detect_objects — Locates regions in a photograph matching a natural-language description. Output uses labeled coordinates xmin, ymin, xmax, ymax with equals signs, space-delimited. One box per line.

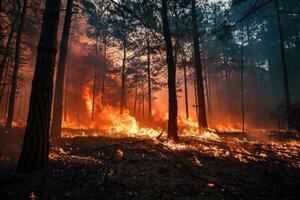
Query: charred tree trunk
xmin=17 ymin=0 xmax=61 ymax=173
xmin=64 ymin=52 xmax=69 ymax=122
xmin=101 ymin=35 xmax=107 ymax=106
xmin=240 ymin=29 xmax=245 ymax=134
xmin=161 ymin=0 xmax=178 ymax=142
xmin=134 ymin=83 xmax=137 ymax=116
xmin=64 ymin=35 xmax=72 ymax=122
xmin=191 ymin=0 xmax=207 ymax=130
xmin=204 ymin=63 xmax=210 ymax=118
xmin=194 ymin=73 xmax=199 ymax=120
xmin=6 ymin=0 xmax=28 ymax=128
xmin=146 ymin=38 xmax=152 ymax=121
xmin=0 ymin=3 xmax=20 ymax=84
xmin=182 ymin=52 xmax=189 ymax=119
xmin=274 ymin=0 xmax=292 ymax=129
xmin=51 ymin=0 xmax=73 ymax=138
xmin=142 ymin=78 xmax=145 ymax=118
xmin=0 ymin=56 xmax=10 ymax=104
xmin=246 ymin=25 xmax=257 ymax=87
xmin=120 ymin=39 xmax=127 ymax=113
xmin=92 ymin=65 xmax=96 ymax=119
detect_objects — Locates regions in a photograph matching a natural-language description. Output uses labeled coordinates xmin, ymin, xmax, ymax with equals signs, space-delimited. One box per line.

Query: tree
xmin=0 ymin=1 xmax=21 ymax=87
xmin=161 ymin=0 xmax=178 ymax=142
xmin=17 ymin=0 xmax=61 ymax=173
xmin=6 ymin=0 xmax=28 ymax=128
xmin=51 ymin=0 xmax=74 ymax=139
xmin=191 ymin=0 xmax=207 ymax=130
xmin=274 ymin=0 xmax=292 ymax=129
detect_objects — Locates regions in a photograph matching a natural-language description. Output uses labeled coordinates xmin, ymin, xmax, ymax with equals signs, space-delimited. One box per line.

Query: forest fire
xmin=1 ymin=0 xmax=300 ymax=199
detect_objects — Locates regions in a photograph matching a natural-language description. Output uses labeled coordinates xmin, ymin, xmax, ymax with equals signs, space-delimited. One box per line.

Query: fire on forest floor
xmin=0 ymin=127 xmax=300 ymax=199
xmin=61 ymin=125 xmax=300 ymax=169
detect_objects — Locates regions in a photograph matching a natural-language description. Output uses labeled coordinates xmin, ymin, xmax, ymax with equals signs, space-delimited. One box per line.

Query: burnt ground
xmin=0 ymin=127 xmax=300 ymax=200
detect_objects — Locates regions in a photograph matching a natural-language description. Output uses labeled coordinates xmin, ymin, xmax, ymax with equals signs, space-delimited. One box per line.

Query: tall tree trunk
xmin=0 ymin=56 xmax=10 ymax=104
xmin=161 ymin=0 xmax=178 ymax=142
xmin=64 ymin=35 xmax=72 ymax=122
xmin=50 ymin=0 xmax=73 ymax=139
xmin=64 ymin=53 xmax=69 ymax=122
xmin=194 ymin=73 xmax=199 ymax=120
xmin=134 ymin=83 xmax=137 ymax=116
xmin=240 ymin=29 xmax=245 ymax=134
xmin=17 ymin=0 xmax=61 ymax=173
xmin=246 ymin=25 xmax=257 ymax=86
xmin=120 ymin=39 xmax=127 ymax=113
xmin=204 ymin=63 xmax=210 ymax=118
xmin=101 ymin=35 xmax=107 ymax=106
xmin=6 ymin=0 xmax=28 ymax=128
xmin=142 ymin=78 xmax=145 ymax=118
xmin=182 ymin=52 xmax=189 ymax=119
xmin=146 ymin=38 xmax=152 ymax=121
xmin=92 ymin=65 xmax=96 ymax=119
xmin=191 ymin=0 xmax=207 ymax=130
xmin=0 ymin=3 xmax=20 ymax=84
xmin=274 ymin=0 xmax=292 ymax=129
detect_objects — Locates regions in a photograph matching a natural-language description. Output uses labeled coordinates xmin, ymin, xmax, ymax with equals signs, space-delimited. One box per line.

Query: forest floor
xmin=0 ymin=127 xmax=300 ymax=200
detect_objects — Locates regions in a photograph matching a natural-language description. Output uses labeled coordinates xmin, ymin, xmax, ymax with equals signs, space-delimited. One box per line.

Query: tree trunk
xmin=182 ymin=52 xmax=189 ymax=119
xmin=64 ymin=53 xmax=69 ymax=122
xmin=17 ymin=0 xmax=61 ymax=173
xmin=246 ymin=25 xmax=257 ymax=86
xmin=161 ymin=0 xmax=178 ymax=142
xmin=92 ymin=65 xmax=96 ymax=119
xmin=142 ymin=78 xmax=145 ymax=118
xmin=120 ymin=39 xmax=127 ymax=113
xmin=191 ymin=0 xmax=207 ymax=130
xmin=274 ymin=0 xmax=292 ymax=129
xmin=240 ymin=28 xmax=245 ymax=134
xmin=146 ymin=38 xmax=152 ymax=121
xmin=6 ymin=0 xmax=28 ymax=128
xmin=194 ymin=73 xmax=199 ymax=120
xmin=101 ymin=35 xmax=107 ymax=106
xmin=0 ymin=3 xmax=20 ymax=84
xmin=50 ymin=0 xmax=73 ymax=139
xmin=0 ymin=56 xmax=10 ymax=104
xmin=64 ymin=35 xmax=72 ymax=122
xmin=134 ymin=83 xmax=137 ymax=115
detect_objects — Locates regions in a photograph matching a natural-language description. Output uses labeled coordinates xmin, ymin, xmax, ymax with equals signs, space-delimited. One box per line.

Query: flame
xmin=59 ymin=81 xmax=300 ymax=169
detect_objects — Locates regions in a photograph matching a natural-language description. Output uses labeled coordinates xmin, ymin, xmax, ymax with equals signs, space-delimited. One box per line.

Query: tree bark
xmin=92 ymin=65 xmax=96 ymax=119
xmin=17 ymin=0 xmax=61 ymax=173
xmin=182 ymin=52 xmax=189 ymax=119
xmin=191 ymin=0 xmax=207 ymax=130
xmin=120 ymin=38 xmax=127 ymax=113
xmin=146 ymin=38 xmax=152 ymax=121
xmin=6 ymin=0 xmax=28 ymax=128
xmin=274 ymin=0 xmax=292 ymax=129
xmin=161 ymin=0 xmax=178 ymax=142
xmin=0 ymin=56 xmax=10 ymax=104
xmin=0 ymin=3 xmax=20 ymax=84
xmin=64 ymin=35 xmax=72 ymax=122
xmin=134 ymin=83 xmax=137 ymax=115
xmin=240 ymin=28 xmax=245 ymax=134
xmin=101 ymin=35 xmax=107 ymax=106
xmin=142 ymin=78 xmax=145 ymax=118
xmin=50 ymin=0 xmax=73 ymax=139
